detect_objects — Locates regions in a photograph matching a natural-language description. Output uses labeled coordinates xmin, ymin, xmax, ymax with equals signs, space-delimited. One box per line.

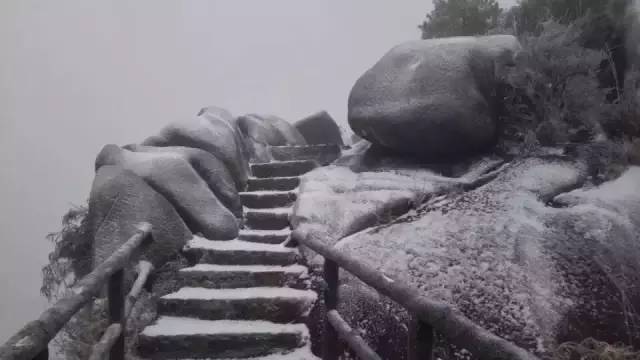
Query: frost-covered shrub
xmin=498 ymin=20 xmax=640 ymax=179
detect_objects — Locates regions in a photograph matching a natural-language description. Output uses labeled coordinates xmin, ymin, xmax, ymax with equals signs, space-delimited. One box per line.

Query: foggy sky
xmin=0 ymin=0 xmax=518 ymax=342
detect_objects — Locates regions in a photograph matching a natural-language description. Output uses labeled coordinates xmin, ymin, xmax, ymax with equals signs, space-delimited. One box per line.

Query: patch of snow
xmin=141 ymin=316 xmax=309 ymax=337
xmin=246 ymin=207 xmax=293 ymax=215
xmin=240 ymin=229 xmax=291 ymax=236
xmin=180 ymin=264 xmax=307 ymax=274
xmin=186 ymin=236 xmax=295 ymax=253
xmin=240 ymin=190 xmax=298 ymax=196
xmin=162 ymin=287 xmax=317 ymax=301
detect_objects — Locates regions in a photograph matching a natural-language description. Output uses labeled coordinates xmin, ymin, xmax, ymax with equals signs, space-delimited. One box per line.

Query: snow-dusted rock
xmin=294 ymin=111 xmax=344 ymax=145
xmin=237 ymin=114 xmax=307 ymax=162
xmin=291 ymin=154 xmax=503 ymax=266
xmin=348 ymin=35 xmax=521 ymax=160
xmin=301 ymin=157 xmax=640 ymax=356
xmin=124 ymin=144 xmax=242 ymax=217
xmin=141 ymin=111 xmax=249 ymax=191
xmin=95 ymin=144 xmax=239 ymax=240
xmin=89 ymin=165 xmax=192 ymax=267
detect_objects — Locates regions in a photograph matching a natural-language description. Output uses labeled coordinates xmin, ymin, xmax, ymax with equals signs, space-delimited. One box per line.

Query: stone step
xmin=270 ymin=144 xmax=341 ymax=166
xmin=184 ymin=237 xmax=299 ymax=266
xmin=251 ymin=160 xmax=318 ymax=178
xmin=239 ymin=229 xmax=291 ymax=244
xmin=245 ymin=208 xmax=291 ymax=230
xmin=247 ymin=176 xmax=301 ymax=192
xmin=240 ymin=191 xmax=297 ymax=209
xmin=157 ymin=287 xmax=317 ymax=323
xmin=177 ymin=264 xmax=309 ymax=289
xmin=138 ymin=316 xmax=309 ymax=359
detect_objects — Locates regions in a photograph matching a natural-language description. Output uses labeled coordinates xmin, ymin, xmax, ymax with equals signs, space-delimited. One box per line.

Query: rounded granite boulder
xmin=294 ymin=111 xmax=344 ymax=145
xmin=89 ymin=165 xmax=193 ymax=267
xmin=123 ymin=144 xmax=242 ymax=217
xmin=348 ymin=35 xmax=521 ymax=161
xmin=96 ymin=144 xmax=239 ymax=240
xmin=141 ymin=112 xmax=249 ymax=191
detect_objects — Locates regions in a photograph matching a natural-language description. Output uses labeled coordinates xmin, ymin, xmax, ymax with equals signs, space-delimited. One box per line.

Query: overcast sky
xmin=0 ymin=0 xmax=519 ymax=342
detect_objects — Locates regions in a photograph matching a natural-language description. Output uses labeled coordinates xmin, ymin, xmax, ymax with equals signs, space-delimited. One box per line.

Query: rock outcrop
xmin=95 ymin=144 xmax=239 ymax=240
xmin=123 ymin=144 xmax=242 ymax=217
xmin=89 ymin=165 xmax=192 ymax=267
xmin=294 ymin=111 xmax=344 ymax=145
xmin=348 ymin=35 xmax=521 ymax=161
xmin=293 ymin=153 xmax=640 ymax=356
xmin=141 ymin=113 xmax=249 ymax=191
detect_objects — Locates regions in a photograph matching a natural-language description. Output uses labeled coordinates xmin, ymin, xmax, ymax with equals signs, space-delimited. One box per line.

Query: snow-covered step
xmin=178 ymin=264 xmax=309 ymax=289
xmin=247 ymin=176 xmax=301 ymax=192
xmin=270 ymin=144 xmax=340 ymax=166
xmin=239 ymin=229 xmax=291 ymax=245
xmin=184 ymin=237 xmax=299 ymax=266
xmin=157 ymin=287 xmax=317 ymax=323
xmin=240 ymin=190 xmax=297 ymax=209
xmin=250 ymin=160 xmax=318 ymax=178
xmin=219 ymin=345 xmax=320 ymax=360
xmin=245 ymin=207 xmax=292 ymax=230
xmin=138 ymin=316 xmax=310 ymax=359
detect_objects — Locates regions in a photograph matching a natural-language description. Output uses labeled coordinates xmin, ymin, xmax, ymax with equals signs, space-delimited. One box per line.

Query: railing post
xmin=323 ymin=259 xmax=340 ymax=360
xmin=34 ymin=347 xmax=48 ymax=360
xmin=108 ymin=269 xmax=125 ymax=360
xmin=408 ymin=316 xmax=434 ymax=360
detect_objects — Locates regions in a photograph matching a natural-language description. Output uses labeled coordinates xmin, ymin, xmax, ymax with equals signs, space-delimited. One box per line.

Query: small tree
xmin=419 ymin=0 xmax=502 ymax=39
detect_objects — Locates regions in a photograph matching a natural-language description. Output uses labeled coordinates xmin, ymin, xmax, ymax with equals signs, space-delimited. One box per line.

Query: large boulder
xmin=123 ymin=144 xmax=242 ymax=217
xmin=141 ymin=111 xmax=249 ymax=191
xmin=96 ymin=144 xmax=239 ymax=240
xmin=348 ymin=35 xmax=522 ymax=161
xmin=238 ymin=114 xmax=307 ymax=146
xmin=237 ymin=114 xmax=307 ymax=162
xmin=89 ymin=165 xmax=192 ymax=267
xmin=294 ymin=111 xmax=344 ymax=145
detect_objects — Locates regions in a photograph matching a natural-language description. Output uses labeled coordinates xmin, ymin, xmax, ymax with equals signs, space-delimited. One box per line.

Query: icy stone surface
xmin=299 ymin=158 xmax=640 ymax=356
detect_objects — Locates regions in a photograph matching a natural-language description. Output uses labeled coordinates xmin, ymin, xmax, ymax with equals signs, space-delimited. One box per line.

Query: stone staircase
xmin=138 ymin=145 xmax=339 ymax=359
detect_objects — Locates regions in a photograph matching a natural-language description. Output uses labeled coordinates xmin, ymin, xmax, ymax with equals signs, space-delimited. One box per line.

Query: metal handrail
xmin=0 ymin=223 xmax=154 ymax=360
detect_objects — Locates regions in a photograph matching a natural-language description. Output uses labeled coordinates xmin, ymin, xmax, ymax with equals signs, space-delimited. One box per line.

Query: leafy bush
xmin=497 ymin=20 xmax=640 ymax=180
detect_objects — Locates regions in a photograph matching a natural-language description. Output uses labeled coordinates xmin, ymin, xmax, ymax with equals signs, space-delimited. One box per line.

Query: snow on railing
xmin=0 ymin=223 xmax=154 ymax=360
xmin=292 ymin=227 xmax=540 ymax=360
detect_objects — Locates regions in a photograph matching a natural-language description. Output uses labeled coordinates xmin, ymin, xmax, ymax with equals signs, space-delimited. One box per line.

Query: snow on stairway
xmin=245 ymin=207 xmax=293 ymax=230
xmin=138 ymin=316 xmax=311 ymax=359
xmin=250 ymin=160 xmax=318 ymax=178
xmin=158 ymin=286 xmax=317 ymax=322
xmin=139 ymin=147 xmax=334 ymax=359
xmin=178 ymin=264 xmax=309 ymax=289
xmin=184 ymin=237 xmax=300 ymax=266
xmin=238 ymin=228 xmax=291 ymax=244
xmin=269 ymin=144 xmax=340 ymax=165
xmin=240 ymin=190 xmax=297 ymax=208
xmin=247 ymin=176 xmax=301 ymax=191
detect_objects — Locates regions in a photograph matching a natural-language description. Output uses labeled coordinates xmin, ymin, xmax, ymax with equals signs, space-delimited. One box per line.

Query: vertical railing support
xmin=408 ymin=316 xmax=434 ymax=360
xmin=34 ymin=348 xmax=48 ymax=360
xmin=323 ymin=259 xmax=340 ymax=360
xmin=108 ymin=269 xmax=125 ymax=360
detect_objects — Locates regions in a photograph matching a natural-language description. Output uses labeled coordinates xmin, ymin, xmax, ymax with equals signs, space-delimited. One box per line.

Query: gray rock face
xmin=294 ymin=111 xmax=344 ymax=145
xmin=348 ymin=35 xmax=521 ymax=160
xmin=299 ymin=157 xmax=640 ymax=356
xmin=237 ymin=114 xmax=307 ymax=161
xmin=123 ymin=144 xmax=242 ymax=217
xmin=141 ymin=112 xmax=249 ymax=191
xmin=89 ymin=165 xmax=192 ymax=267
xmin=96 ymin=144 xmax=239 ymax=240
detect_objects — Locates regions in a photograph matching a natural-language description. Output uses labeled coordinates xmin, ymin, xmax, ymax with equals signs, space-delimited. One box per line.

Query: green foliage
xmin=41 ymin=203 xmax=92 ymax=300
xmin=419 ymin=0 xmax=502 ymax=39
